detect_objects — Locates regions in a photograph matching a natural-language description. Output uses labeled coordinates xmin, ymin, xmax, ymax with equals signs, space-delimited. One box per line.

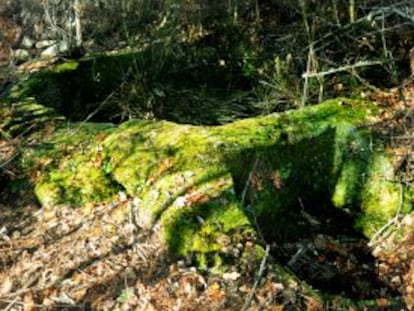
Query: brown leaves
xmin=147 ymin=157 xmax=175 ymax=185
xmin=249 ymin=168 xmax=285 ymax=192
xmin=206 ymin=282 xmax=225 ymax=301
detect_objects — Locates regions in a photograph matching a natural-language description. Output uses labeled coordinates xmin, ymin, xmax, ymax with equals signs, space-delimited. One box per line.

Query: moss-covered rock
xmin=31 ymin=122 xmax=120 ymax=207
xmin=9 ymin=53 xmax=137 ymax=120
xmin=2 ymin=95 xmax=410 ymax=254
xmin=2 ymin=95 xmax=410 ymax=264
xmin=357 ymin=151 xmax=411 ymax=237
xmin=2 ymin=92 xmax=411 ymax=308
xmin=7 ymin=47 xmax=258 ymax=125
xmin=0 ymin=97 xmax=64 ymax=138
xmin=41 ymin=98 xmax=401 ymax=254
xmin=0 ymin=98 xmax=119 ymax=206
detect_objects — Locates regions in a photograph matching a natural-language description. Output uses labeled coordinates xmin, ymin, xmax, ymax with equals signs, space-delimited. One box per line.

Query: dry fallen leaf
xmin=206 ymin=282 xmax=224 ymax=301
xmin=222 ymin=271 xmax=241 ymax=281
xmin=0 ymin=276 xmax=13 ymax=295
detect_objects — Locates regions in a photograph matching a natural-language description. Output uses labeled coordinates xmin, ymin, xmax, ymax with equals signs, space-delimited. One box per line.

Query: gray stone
xmin=20 ymin=36 xmax=35 ymax=49
xmin=12 ymin=49 xmax=30 ymax=62
xmin=40 ymin=44 xmax=59 ymax=58
xmin=40 ymin=41 xmax=69 ymax=58
xmin=35 ymin=40 xmax=56 ymax=49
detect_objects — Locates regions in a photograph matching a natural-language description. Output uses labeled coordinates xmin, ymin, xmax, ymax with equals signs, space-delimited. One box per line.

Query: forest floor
xmin=0 ymin=194 xmax=408 ymax=311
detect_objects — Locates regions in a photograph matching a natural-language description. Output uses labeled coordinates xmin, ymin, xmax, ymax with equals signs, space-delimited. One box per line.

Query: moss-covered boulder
xmin=2 ymin=93 xmax=411 ymax=309
xmin=3 ymin=95 xmax=410 ymax=262
xmin=0 ymin=97 xmax=64 ymax=138
xmin=9 ymin=54 xmax=134 ymax=120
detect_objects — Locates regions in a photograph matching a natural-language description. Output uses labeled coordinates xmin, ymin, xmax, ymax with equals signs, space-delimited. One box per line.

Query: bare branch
xmin=242 ymin=244 xmax=270 ymax=311
xmin=301 ymin=60 xmax=383 ymax=79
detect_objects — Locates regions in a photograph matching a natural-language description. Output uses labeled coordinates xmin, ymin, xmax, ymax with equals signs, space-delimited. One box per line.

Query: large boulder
xmin=2 ymin=95 xmax=409 ymax=260
xmin=1 ymin=88 xmax=411 ymax=308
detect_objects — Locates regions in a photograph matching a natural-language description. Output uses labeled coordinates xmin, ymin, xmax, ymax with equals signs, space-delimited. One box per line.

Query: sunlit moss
xmin=52 ymin=61 xmax=79 ymax=73
xmin=3 ymin=95 xmax=409 ymax=267
xmin=357 ymin=152 xmax=411 ymax=238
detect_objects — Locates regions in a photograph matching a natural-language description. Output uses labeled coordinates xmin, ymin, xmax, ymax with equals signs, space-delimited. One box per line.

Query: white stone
xmin=222 ymin=271 xmax=241 ymax=281
xmin=20 ymin=36 xmax=35 ymax=49
xmin=41 ymin=44 xmax=59 ymax=58
xmin=36 ymin=40 xmax=56 ymax=49
xmin=12 ymin=49 xmax=30 ymax=62
xmin=58 ymin=40 xmax=69 ymax=53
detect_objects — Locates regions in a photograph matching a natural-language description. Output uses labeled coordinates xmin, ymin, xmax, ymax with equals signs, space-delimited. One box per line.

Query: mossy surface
xmin=1 ymin=111 xmax=119 ymax=206
xmin=2 ymin=95 xmax=410 ymax=263
xmin=9 ymin=52 xmax=139 ymax=121
xmin=357 ymin=151 xmax=412 ymax=238
xmin=98 ymin=97 xmax=396 ymax=256
xmin=2 ymin=93 xmax=411 ymax=309
xmin=0 ymin=97 xmax=64 ymax=138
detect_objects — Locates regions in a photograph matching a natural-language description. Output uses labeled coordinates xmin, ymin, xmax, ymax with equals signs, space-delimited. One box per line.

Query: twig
xmin=241 ymin=158 xmax=259 ymax=207
xmin=67 ymin=89 xmax=117 ymax=137
xmin=0 ymin=298 xmax=83 ymax=309
xmin=368 ymin=183 xmax=404 ymax=247
xmin=0 ymin=151 xmax=19 ymax=169
xmin=392 ymin=8 xmax=414 ymax=25
xmin=0 ymin=286 xmax=39 ymax=299
xmin=242 ymin=244 xmax=270 ymax=311
xmin=301 ymin=44 xmax=312 ymax=107
xmin=302 ymin=60 xmax=383 ymax=79
xmin=3 ymin=297 xmax=18 ymax=311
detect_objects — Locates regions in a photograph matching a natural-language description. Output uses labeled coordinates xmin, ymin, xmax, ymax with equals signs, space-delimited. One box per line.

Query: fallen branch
xmin=3 ymin=297 xmax=18 ymax=311
xmin=368 ymin=183 xmax=404 ymax=247
xmin=302 ymin=60 xmax=383 ymax=79
xmin=241 ymin=158 xmax=259 ymax=207
xmin=242 ymin=244 xmax=270 ymax=311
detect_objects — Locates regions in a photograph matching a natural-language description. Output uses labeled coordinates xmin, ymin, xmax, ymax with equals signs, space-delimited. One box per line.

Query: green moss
xmin=92 ymin=98 xmax=386 ymax=258
xmin=52 ymin=61 xmax=79 ymax=73
xmin=8 ymin=51 xmax=140 ymax=120
xmin=0 ymin=97 xmax=64 ymax=138
xmin=332 ymin=123 xmax=371 ymax=207
xmin=13 ymin=121 xmax=119 ymax=207
xmin=4 ymin=94 xmax=408 ymax=271
xmin=357 ymin=152 xmax=411 ymax=238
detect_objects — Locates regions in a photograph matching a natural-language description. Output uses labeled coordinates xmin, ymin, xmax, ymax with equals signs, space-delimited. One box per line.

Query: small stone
xmin=41 ymin=44 xmax=59 ymax=58
xmin=40 ymin=41 xmax=68 ymax=58
xmin=223 ymin=271 xmax=240 ymax=281
xmin=390 ymin=275 xmax=401 ymax=286
xmin=36 ymin=40 xmax=56 ymax=49
xmin=20 ymin=36 xmax=35 ymax=49
xmin=239 ymin=285 xmax=249 ymax=292
xmin=12 ymin=49 xmax=30 ymax=62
